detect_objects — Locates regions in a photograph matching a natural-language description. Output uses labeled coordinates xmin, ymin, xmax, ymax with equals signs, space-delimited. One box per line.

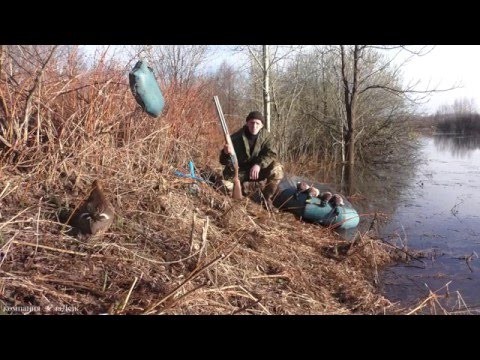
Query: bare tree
xmin=211 ymin=60 xmax=242 ymax=119
xmin=0 ymin=45 xmax=59 ymax=149
xmin=334 ymin=45 xmax=455 ymax=166
xmin=236 ymin=45 xmax=303 ymax=132
xmin=339 ymin=45 xmax=360 ymax=167
xmin=452 ymin=97 xmax=478 ymax=115
xmin=131 ymin=45 xmax=211 ymax=90
xmin=263 ymin=45 xmax=271 ymax=132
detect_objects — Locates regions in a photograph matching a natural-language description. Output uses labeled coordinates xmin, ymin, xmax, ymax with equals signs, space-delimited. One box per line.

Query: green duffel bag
xmin=129 ymin=60 xmax=165 ymax=117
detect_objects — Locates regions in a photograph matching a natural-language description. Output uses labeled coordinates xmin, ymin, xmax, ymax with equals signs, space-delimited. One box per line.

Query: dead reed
xmin=0 ymin=46 xmax=398 ymax=315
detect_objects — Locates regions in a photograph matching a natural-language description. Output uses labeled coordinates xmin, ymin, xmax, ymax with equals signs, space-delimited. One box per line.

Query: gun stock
xmin=213 ymin=96 xmax=243 ymax=200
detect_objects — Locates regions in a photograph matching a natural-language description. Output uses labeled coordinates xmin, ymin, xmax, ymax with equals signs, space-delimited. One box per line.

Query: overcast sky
xmin=399 ymin=45 xmax=480 ymax=114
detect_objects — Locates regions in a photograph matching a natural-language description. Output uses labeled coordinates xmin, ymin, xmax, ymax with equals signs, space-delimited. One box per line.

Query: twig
xmin=370 ymin=240 xmax=379 ymax=285
xmin=0 ymin=207 xmax=33 ymax=231
xmin=0 ymin=181 xmax=17 ymax=200
xmin=12 ymin=240 xmax=95 ymax=257
xmin=12 ymin=239 xmax=207 ymax=267
xmin=34 ymin=197 xmax=42 ymax=257
xmin=368 ymin=212 xmax=379 ymax=232
xmin=246 ymin=215 xmax=259 ymax=228
xmin=379 ymin=237 xmax=426 ymax=266
xmin=34 ymin=276 xmax=104 ymax=297
xmin=144 ymin=242 xmax=239 ymax=315
xmin=455 ymin=291 xmax=472 ymax=314
xmin=407 ymin=281 xmax=452 ymax=315
xmin=407 ymin=293 xmax=437 ymax=315
xmin=223 ymin=285 xmax=269 ymax=315
xmin=231 ymin=298 xmax=262 ymax=315
xmin=197 ymin=216 xmax=209 ymax=266
xmin=250 ymin=273 xmax=290 ymax=280
xmin=145 ymin=253 xmax=225 ymax=314
xmin=157 ymin=283 xmax=206 ymax=314
xmin=103 ymin=271 xmax=109 ymax=292
xmin=121 ymin=276 xmax=138 ymax=312
xmin=189 ymin=211 xmax=197 ymax=254
xmin=0 ymin=231 xmax=19 ymax=267
xmin=465 ymin=251 xmax=477 ymax=273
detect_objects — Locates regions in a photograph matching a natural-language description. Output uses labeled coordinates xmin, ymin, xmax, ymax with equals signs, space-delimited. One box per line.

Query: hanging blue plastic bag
xmin=129 ymin=60 xmax=165 ymax=118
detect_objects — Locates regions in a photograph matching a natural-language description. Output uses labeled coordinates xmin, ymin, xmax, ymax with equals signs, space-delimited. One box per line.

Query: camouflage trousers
xmin=223 ymin=161 xmax=284 ymax=202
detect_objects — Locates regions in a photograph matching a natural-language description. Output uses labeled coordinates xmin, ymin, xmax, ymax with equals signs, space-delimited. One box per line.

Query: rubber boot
xmin=262 ymin=179 xmax=280 ymax=213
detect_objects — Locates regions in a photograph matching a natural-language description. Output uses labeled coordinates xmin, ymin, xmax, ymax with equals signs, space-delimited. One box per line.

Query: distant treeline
xmin=436 ymin=113 xmax=480 ymax=134
xmin=412 ymin=112 xmax=480 ymax=135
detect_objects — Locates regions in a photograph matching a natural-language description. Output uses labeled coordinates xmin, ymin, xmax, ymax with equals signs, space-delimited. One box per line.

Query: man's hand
xmin=249 ymin=164 xmax=261 ymax=180
xmin=223 ymin=143 xmax=234 ymax=155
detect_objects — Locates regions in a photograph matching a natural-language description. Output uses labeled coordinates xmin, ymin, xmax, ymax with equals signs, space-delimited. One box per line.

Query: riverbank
xmin=0 ymin=166 xmax=404 ymax=315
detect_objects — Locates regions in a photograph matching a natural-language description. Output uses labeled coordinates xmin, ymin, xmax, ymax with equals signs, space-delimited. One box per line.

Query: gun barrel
xmin=213 ymin=95 xmax=242 ymax=200
xmin=214 ymin=96 xmax=229 ymax=139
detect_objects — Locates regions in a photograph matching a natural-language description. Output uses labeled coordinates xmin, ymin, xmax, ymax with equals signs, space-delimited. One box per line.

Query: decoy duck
xmin=328 ymin=194 xmax=344 ymax=207
xmin=319 ymin=191 xmax=332 ymax=205
xmin=295 ymin=181 xmax=310 ymax=199
xmin=68 ymin=180 xmax=114 ymax=237
xmin=323 ymin=194 xmax=360 ymax=229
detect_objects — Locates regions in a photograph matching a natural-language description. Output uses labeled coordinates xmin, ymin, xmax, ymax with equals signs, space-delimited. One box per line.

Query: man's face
xmin=247 ymin=119 xmax=263 ymax=135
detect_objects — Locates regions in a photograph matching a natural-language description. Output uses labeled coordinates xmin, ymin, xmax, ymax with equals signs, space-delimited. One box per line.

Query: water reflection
xmin=287 ymin=134 xmax=480 ymax=311
xmin=379 ymin=135 xmax=480 ymax=312
xmin=434 ymin=134 xmax=480 ymax=158
xmin=310 ymin=155 xmax=421 ymax=234
xmin=283 ymin=142 xmax=421 ymax=236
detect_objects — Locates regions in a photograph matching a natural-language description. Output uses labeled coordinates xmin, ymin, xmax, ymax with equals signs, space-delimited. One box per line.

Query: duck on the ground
xmin=67 ymin=179 xmax=114 ymax=237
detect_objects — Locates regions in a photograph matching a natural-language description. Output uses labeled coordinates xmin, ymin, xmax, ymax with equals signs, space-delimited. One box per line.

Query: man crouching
xmin=219 ymin=111 xmax=284 ymax=211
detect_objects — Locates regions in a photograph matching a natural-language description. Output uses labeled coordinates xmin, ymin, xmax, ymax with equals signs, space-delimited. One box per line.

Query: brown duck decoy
xmin=296 ymin=181 xmax=310 ymax=192
xmin=68 ymin=180 xmax=114 ymax=237
xmin=328 ymin=193 xmax=345 ymax=207
xmin=319 ymin=191 xmax=332 ymax=205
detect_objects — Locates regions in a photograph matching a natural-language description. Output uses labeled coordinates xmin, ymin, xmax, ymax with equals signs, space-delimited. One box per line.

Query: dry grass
xmin=0 ymin=157 xmax=399 ymax=315
xmin=0 ymin=46 xmax=403 ymax=315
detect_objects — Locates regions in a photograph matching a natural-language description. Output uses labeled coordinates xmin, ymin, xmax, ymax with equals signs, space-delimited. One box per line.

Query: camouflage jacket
xmin=219 ymin=126 xmax=278 ymax=177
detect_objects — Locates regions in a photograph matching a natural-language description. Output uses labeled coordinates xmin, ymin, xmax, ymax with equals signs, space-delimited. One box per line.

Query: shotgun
xmin=213 ymin=96 xmax=243 ymax=200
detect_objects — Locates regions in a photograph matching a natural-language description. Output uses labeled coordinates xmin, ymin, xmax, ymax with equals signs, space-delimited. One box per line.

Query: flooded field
xmin=378 ymin=135 xmax=480 ymax=313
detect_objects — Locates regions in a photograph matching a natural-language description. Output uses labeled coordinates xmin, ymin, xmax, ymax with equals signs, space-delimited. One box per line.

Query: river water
xmin=283 ymin=134 xmax=480 ymax=313
xmin=375 ymin=135 xmax=480 ymax=313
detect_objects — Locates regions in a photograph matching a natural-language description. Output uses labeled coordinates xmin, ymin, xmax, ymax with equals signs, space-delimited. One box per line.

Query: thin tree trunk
xmin=263 ymin=45 xmax=271 ymax=132
xmin=321 ymin=51 xmax=328 ymax=117
xmin=340 ymin=120 xmax=345 ymax=163
xmin=21 ymin=46 xmax=58 ymax=145
xmin=36 ymin=81 xmax=41 ymax=148
xmin=344 ymin=162 xmax=355 ymax=196
xmin=340 ymin=45 xmax=359 ymax=167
